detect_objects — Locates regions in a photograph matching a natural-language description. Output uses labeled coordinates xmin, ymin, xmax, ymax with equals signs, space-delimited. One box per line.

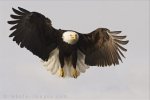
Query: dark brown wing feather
xmin=8 ymin=7 xmax=60 ymax=61
xmin=78 ymin=28 xmax=129 ymax=66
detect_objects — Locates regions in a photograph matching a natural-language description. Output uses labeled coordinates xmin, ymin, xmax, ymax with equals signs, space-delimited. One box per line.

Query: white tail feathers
xmin=42 ymin=48 xmax=89 ymax=78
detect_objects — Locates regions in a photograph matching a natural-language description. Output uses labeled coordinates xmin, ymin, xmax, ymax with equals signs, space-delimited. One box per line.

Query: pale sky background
xmin=0 ymin=0 xmax=149 ymax=100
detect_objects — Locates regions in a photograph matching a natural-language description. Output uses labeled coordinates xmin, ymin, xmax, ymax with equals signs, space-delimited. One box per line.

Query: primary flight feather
xmin=8 ymin=7 xmax=129 ymax=78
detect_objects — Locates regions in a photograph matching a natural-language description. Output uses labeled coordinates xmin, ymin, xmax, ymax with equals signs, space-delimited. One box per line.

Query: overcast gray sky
xmin=0 ymin=0 xmax=149 ymax=100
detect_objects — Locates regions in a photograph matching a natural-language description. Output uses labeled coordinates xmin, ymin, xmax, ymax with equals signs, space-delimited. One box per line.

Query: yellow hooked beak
xmin=71 ymin=34 xmax=77 ymax=40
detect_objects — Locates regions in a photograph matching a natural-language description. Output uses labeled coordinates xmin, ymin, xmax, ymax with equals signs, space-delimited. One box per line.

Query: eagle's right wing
xmin=8 ymin=7 xmax=60 ymax=61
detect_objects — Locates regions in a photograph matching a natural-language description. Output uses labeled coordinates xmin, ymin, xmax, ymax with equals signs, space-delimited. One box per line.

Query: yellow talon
xmin=59 ymin=67 xmax=64 ymax=77
xmin=72 ymin=68 xmax=78 ymax=78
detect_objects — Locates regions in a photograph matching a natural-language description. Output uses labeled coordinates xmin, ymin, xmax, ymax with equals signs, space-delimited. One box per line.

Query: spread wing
xmin=8 ymin=7 xmax=60 ymax=61
xmin=78 ymin=28 xmax=129 ymax=66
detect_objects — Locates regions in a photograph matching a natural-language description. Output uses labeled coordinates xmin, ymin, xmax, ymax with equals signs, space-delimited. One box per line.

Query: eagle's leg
xmin=72 ymin=68 xmax=78 ymax=78
xmin=59 ymin=67 xmax=64 ymax=77
xmin=59 ymin=51 xmax=65 ymax=77
xmin=72 ymin=51 xmax=78 ymax=78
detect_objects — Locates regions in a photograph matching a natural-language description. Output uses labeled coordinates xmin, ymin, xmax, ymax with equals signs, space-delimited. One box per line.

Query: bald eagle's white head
xmin=62 ymin=31 xmax=79 ymax=45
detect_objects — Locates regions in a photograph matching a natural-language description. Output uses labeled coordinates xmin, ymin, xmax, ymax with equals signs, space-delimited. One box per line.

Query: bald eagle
xmin=8 ymin=7 xmax=128 ymax=78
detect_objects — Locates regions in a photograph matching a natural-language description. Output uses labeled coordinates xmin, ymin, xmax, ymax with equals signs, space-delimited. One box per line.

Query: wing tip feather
xmin=18 ymin=7 xmax=30 ymax=13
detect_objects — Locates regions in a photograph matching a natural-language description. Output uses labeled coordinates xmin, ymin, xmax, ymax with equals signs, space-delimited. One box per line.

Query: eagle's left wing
xmin=78 ymin=28 xmax=129 ymax=67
